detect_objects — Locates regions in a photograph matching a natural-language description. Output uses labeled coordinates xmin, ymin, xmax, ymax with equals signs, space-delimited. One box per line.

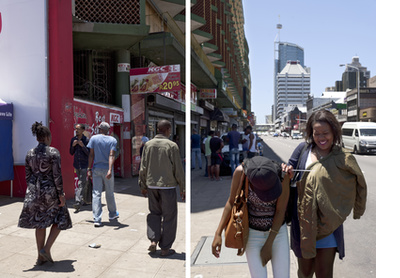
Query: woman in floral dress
xmin=18 ymin=122 xmax=72 ymax=265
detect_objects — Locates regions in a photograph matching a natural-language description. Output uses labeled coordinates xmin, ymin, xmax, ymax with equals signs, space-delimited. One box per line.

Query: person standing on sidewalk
xmin=69 ymin=123 xmax=90 ymax=212
xmin=87 ymin=122 xmax=119 ymax=227
xmin=18 ymin=122 xmax=72 ymax=265
xmin=139 ymin=119 xmax=185 ymax=257
xmin=284 ymin=110 xmax=367 ymax=278
xmin=227 ymin=124 xmax=241 ymax=175
xmin=212 ymin=156 xmax=291 ymax=278
xmin=244 ymin=125 xmax=257 ymax=158
xmin=202 ymin=130 xmax=214 ymax=179
xmin=191 ymin=128 xmax=202 ymax=170
xmin=210 ymin=131 xmax=224 ymax=181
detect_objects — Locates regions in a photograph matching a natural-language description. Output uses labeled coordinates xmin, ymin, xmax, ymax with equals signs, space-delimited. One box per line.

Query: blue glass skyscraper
xmin=274 ymin=42 xmax=304 ymax=119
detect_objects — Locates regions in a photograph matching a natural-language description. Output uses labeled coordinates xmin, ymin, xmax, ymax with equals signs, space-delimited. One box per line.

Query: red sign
xmin=130 ymin=65 xmax=181 ymax=94
xmin=73 ymin=99 xmax=124 ymax=137
xmin=199 ymin=88 xmax=217 ymax=99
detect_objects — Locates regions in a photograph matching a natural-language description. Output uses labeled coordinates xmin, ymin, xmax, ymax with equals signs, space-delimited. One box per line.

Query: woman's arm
xmin=211 ymin=165 xmax=244 ymax=258
xmin=260 ymin=170 xmax=291 ymax=266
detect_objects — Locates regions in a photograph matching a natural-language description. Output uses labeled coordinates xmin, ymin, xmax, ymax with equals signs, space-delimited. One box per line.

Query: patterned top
xmin=247 ymin=186 xmax=277 ymax=231
xmin=18 ymin=143 xmax=72 ymax=230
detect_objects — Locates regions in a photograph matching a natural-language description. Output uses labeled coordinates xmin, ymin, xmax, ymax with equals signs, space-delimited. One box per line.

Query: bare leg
xmin=215 ymin=165 xmax=221 ymax=180
xmin=43 ymin=224 xmax=61 ymax=255
xmin=35 ymin=229 xmax=46 ymax=261
xmin=297 ymin=257 xmax=315 ymax=278
xmin=314 ymin=247 xmax=336 ymax=278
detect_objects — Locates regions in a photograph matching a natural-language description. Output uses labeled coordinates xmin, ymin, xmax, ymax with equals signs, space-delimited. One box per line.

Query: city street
xmin=191 ymin=134 xmax=376 ymax=277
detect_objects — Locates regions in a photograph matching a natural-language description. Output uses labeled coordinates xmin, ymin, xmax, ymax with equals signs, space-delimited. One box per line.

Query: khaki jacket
xmin=139 ymin=135 xmax=185 ymax=193
xmin=297 ymin=146 xmax=367 ymax=259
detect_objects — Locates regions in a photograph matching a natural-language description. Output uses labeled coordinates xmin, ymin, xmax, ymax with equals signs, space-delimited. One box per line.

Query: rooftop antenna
xmin=277 ymin=15 xmax=282 ymax=42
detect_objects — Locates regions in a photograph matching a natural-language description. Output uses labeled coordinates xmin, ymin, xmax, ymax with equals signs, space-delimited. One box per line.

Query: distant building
xmin=334 ymin=56 xmax=370 ymax=91
xmin=276 ymin=61 xmax=310 ymax=118
xmin=274 ymin=42 xmax=305 ymax=120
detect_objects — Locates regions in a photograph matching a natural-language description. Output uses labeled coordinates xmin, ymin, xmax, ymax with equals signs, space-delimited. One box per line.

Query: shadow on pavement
xmin=23 ymin=259 xmax=77 ymax=273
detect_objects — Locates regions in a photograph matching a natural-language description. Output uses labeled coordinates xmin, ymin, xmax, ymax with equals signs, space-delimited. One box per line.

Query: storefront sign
xmin=118 ymin=63 xmax=130 ymax=72
xmin=73 ymin=98 xmax=124 ymax=137
xmin=130 ymin=65 xmax=180 ymax=94
xmin=199 ymin=88 xmax=217 ymax=99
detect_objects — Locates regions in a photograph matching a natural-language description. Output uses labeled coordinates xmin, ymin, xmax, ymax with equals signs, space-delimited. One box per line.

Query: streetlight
xmin=340 ymin=64 xmax=360 ymax=121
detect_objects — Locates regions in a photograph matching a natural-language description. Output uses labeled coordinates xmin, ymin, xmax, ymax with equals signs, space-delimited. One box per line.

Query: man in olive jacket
xmin=139 ymin=119 xmax=185 ymax=257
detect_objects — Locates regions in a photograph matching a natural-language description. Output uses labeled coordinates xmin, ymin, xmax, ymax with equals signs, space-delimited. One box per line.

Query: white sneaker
xmin=94 ymin=222 xmax=101 ymax=227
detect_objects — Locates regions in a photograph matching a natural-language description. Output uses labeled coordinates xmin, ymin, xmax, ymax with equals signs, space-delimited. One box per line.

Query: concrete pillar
xmin=115 ymin=49 xmax=130 ymax=107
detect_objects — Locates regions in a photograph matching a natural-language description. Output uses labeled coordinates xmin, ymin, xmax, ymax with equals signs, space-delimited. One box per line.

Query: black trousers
xmin=147 ymin=188 xmax=178 ymax=250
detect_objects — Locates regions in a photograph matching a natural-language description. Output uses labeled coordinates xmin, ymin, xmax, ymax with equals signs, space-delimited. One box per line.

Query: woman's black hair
xmin=31 ymin=121 xmax=51 ymax=142
xmin=305 ymin=109 xmax=342 ymax=147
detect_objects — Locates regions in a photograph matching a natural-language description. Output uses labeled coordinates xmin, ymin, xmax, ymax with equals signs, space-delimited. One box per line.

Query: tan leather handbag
xmin=224 ymin=171 xmax=249 ymax=256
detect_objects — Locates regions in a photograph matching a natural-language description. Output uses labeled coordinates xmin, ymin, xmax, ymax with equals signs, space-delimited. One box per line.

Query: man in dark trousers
xmin=139 ymin=119 xmax=185 ymax=257
xmin=69 ymin=123 xmax=89 ymax=212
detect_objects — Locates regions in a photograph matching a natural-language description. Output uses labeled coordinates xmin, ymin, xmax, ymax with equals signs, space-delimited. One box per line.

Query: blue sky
xmin=243 ymin=0 xmax=376 ymax=124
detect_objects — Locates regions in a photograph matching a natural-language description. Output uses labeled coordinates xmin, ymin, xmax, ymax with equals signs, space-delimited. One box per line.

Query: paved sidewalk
xmin=0 ymin=176 xmax=186 ymax=278
xmin=190 ymin=166 xmax=299 ymax=278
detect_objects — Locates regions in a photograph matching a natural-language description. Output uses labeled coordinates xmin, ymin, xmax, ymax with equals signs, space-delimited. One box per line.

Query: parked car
xmin=273 ymin=133 xmax=279 ymax=137
xmin=281 ymin=132 xmax=290 ymax=138
xmin=342 ymin=122 xmax=376 ymax=154
xmin=292 ymin=134 xmax=303 ymax=139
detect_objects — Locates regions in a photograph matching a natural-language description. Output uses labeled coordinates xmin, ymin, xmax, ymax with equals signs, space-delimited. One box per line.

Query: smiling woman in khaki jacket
xmin=284 ymin=110 xmax=367 ymax=278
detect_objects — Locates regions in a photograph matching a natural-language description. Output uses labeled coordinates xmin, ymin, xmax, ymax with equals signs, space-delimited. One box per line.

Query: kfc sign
xmin=110 ymin=113 xmax=121 ymax=124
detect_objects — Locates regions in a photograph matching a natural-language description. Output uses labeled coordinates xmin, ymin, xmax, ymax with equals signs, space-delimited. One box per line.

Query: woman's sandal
xmin=39 ymin=249 xmax=54 ymax=263
xmin=35 ymin=258 xmax=46 ymax=266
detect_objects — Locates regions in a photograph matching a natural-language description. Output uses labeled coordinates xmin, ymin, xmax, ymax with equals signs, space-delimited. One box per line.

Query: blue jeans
xmin=230 ymin=148 xmax=240 ymax=175
xmin=92 ymin=168 xmax=118 ymax=223
xmin=191 ymin=148 xmax=202 ymax=169
xmin=245 ymin=224 xmax=290 ymax=278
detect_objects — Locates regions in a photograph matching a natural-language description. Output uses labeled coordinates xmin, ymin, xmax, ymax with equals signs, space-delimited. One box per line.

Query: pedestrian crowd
xmin=17 ymin=110 xmax=367 ymax=278
xmin=18 ymin=119 xmax=185 ymax=267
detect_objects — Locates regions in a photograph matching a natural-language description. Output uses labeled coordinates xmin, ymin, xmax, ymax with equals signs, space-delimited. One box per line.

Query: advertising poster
xmin=73 ymin=99 xmax=124 ymax=177
xmin=130 ymin=64 xmax=181 ymax=99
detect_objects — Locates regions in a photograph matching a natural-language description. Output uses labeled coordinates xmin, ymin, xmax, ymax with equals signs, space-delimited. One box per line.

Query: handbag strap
xmin=236 ymin=170 xmax=248 ymax=200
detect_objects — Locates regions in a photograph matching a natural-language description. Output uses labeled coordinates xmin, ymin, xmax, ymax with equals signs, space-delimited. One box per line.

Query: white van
xmin=341 ymin=122 xmax=376 ymax=154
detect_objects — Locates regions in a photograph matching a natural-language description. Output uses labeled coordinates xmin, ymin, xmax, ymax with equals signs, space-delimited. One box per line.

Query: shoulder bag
xmin=224 ymin=170 xmax=249 ymax=256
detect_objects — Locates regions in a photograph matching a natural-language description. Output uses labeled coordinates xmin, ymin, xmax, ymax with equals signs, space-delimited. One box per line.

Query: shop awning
xmin=210 ymin=108 xmax=230 ymax=122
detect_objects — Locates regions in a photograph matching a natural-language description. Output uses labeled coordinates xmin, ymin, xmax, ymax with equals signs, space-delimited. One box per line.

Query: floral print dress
xmin=18 ymin=143 xmax=72 ymax=230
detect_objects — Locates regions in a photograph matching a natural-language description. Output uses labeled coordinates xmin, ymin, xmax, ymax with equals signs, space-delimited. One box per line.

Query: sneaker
xmin=94 ymin=222 xmax=101 ymax=227
xmin=109 ymin=212 xmax=119 ymax=220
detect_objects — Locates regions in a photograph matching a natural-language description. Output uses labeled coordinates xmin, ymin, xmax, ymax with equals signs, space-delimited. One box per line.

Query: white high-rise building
xmin=276 ymin=60 xmax=310 ymax=117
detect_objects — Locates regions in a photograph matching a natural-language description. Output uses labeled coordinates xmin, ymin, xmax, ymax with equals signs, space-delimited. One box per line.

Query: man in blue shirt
xmin=227 ymin=124 xmax=241 ymax=175
xmin=69 ymin=124 xmax=89 ymax=212
xmin=87 ymin=122 xmax=119 ymax=227
xmin=191 ymin=128 xmax=202 ymax=170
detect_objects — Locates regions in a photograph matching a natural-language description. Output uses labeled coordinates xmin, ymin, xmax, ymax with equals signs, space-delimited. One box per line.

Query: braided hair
xmin=31 ymin=121 xmax=51 ymax=142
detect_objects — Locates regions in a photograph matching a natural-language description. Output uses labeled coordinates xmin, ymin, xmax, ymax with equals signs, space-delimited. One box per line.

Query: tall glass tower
xmin=274 ymin=42 xmax=304 ymax=119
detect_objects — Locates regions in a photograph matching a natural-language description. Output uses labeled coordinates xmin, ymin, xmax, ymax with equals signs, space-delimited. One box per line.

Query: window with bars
xmin=73 ymin=50 xmax=115 ymax=105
